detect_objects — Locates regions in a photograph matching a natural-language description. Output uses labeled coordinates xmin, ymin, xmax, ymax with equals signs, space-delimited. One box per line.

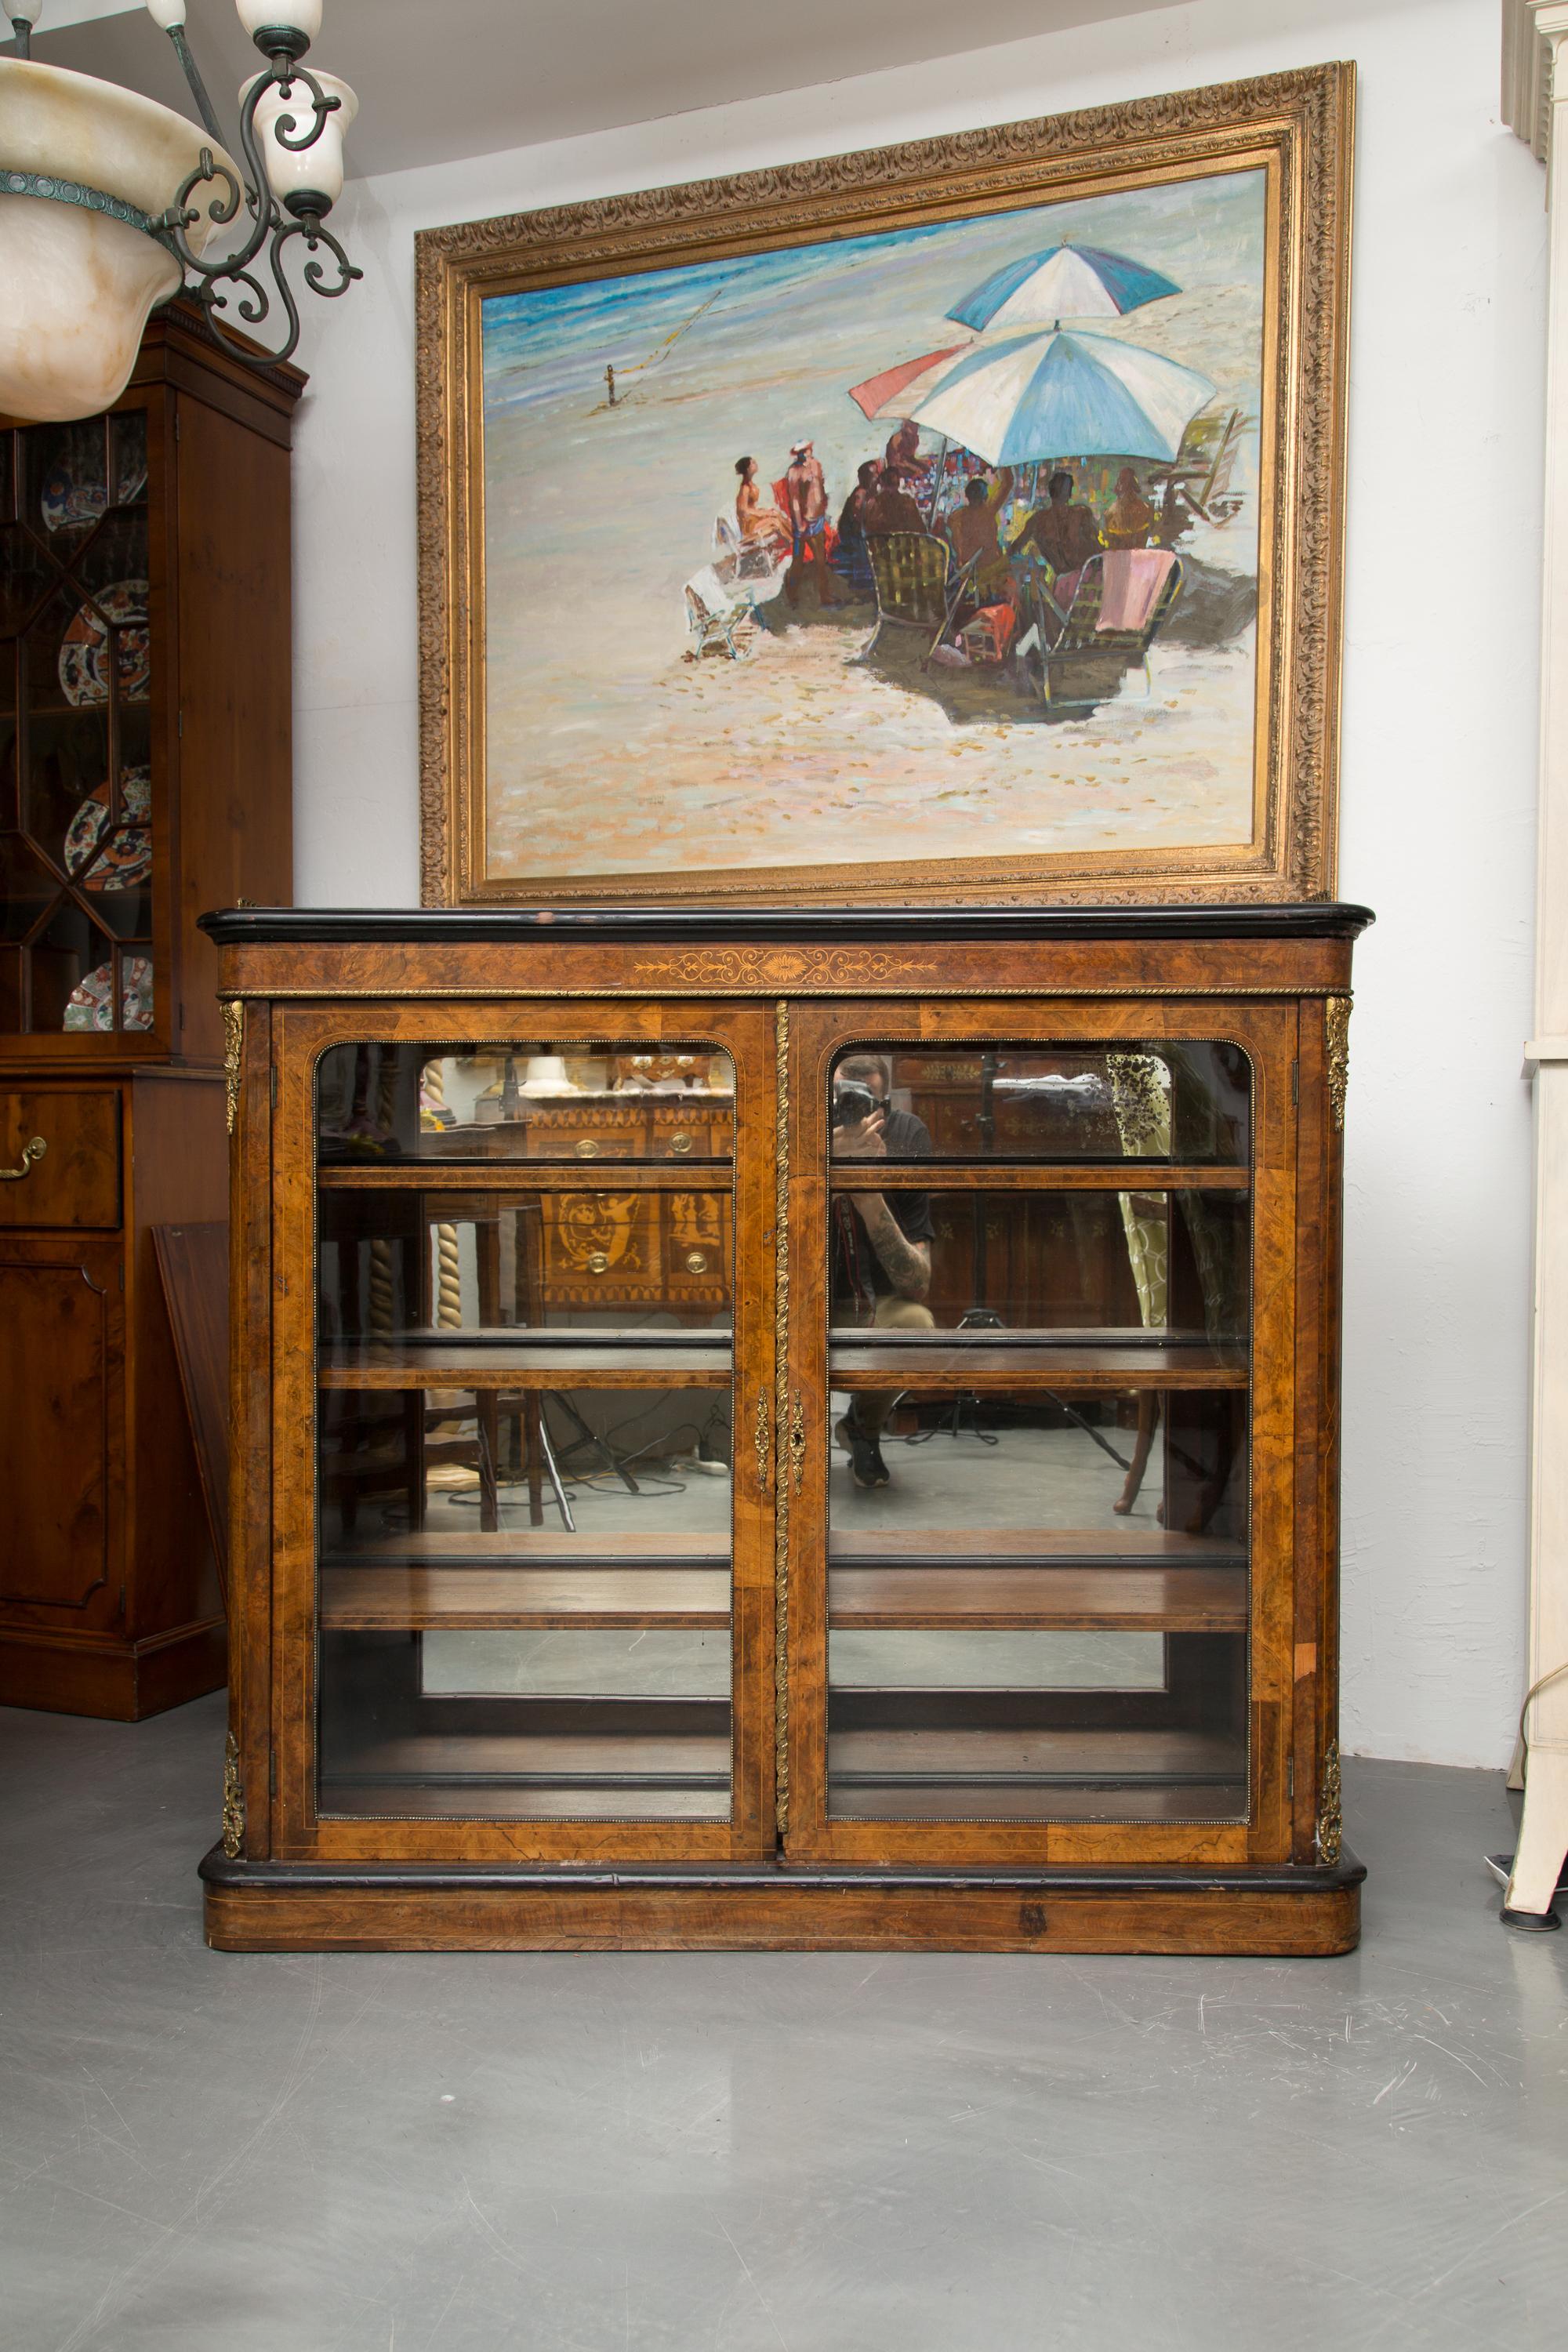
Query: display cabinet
xmin=200 ymin=902 xmax=1370 ymax=1952
xmin=0 ymin=307 xmax=301 ymax=1717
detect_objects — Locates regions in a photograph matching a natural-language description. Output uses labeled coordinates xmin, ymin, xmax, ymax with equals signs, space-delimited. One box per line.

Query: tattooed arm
xmin=854 ymin=1193 xmax=931 ymax=1302
xmin=833 ymin=1111 xmax=931 ymax=1303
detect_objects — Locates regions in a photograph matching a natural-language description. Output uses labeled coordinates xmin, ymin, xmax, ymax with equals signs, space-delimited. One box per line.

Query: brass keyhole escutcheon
xmin=575 ymin=1138 xmax=601 ymax=1160
xmin=684 ymin=1250 xmax=708 ymax=1275
xmin=669 ymin=1131 xmax=693 ymax=1156
xmin=587 ymin=1250 xmax=610 ymax=1275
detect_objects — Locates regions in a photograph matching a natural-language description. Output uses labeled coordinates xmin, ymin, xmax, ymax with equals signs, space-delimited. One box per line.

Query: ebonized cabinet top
xmin=201 ymin=902 xmax=1374 ymax=948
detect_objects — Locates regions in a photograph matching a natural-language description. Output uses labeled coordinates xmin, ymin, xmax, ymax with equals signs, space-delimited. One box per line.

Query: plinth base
xmin=201 ymin=1849 xmax=1365 ymax=1957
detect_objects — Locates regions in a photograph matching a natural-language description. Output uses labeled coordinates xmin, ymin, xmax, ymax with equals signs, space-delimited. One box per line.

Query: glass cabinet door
xmin=0 ymin=409 xmax=156 ymax=1039
xmin=795 ymin=1025 xmax=1276 ymax=1858
xmin=290 ymin=1029 xmax=769 ymax=1852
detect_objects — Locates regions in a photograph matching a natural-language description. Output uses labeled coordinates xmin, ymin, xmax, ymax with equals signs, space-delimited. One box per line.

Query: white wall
xmin=286 ymin=0 xmax=1546 ymax=1770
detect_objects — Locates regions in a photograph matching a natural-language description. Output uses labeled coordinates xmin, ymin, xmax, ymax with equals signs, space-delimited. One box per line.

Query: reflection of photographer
xmin=829 ymin=1054 xmax=935 ymax=1490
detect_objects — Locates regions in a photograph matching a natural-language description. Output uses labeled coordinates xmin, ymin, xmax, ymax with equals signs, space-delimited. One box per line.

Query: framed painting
xmin=416 ymin=64 xmax=1352 ymax=907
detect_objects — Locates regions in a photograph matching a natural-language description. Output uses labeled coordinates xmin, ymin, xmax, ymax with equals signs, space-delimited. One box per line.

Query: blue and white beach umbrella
xmin=909 ymin=327 xmax=1214 ymax=466
xmin=947 ymin=242 xmax=1180 ymax=333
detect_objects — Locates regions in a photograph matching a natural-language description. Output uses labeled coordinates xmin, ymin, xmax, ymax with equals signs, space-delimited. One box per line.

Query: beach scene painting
xmin=471 ymin=161 xmax=1275 ymax=898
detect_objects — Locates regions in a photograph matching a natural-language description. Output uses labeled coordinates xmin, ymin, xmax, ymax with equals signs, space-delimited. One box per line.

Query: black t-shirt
xmin=831 ymin=1104 xmax=935 ymax=1307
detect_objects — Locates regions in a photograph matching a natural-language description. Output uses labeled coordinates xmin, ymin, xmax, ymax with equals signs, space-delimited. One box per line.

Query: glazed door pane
xmin=808 ymin=1029 xmax=1260 ymax=1844
xmin=309 ymin=1039 xmax=745 ymax=1831
xmin=0 ymin=410 xmax=154 ymax=1037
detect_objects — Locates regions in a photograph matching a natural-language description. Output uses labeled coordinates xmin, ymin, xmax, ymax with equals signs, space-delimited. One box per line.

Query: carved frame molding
xmin=416 ymin=64 xmax=1354 ymax=909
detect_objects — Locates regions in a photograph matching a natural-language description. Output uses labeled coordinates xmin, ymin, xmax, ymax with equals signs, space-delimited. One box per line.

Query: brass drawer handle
xmin=587 ymin=1250 xmax=610 ymax=1274
xmin=669 ymin=1131 xmax=693 ymax=1156
xmin=684 ymin=1250 xmax=709 ymax=1275
xmin=0 ymin=1136 xmax=45 ymax=1183
xmin=575 ymin=1138 xmax=601 ymax=1160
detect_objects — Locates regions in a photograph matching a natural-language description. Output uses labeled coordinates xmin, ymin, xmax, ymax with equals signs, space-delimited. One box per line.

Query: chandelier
xmin=0 ymin=0 xmax=361 ymax=420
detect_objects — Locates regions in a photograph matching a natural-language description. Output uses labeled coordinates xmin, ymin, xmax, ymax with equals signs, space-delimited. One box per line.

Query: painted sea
xmin=480 ymin=166 xmax=1266 ymax=885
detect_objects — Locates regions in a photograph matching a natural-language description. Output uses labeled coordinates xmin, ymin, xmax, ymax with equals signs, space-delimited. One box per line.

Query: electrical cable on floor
xmin=1514 ymin=1655 xmax=1568 ymax=1776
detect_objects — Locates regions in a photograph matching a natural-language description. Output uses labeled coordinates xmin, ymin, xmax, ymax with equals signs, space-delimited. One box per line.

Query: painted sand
xmin=481 ymin=169 xmax=1265 ymax=883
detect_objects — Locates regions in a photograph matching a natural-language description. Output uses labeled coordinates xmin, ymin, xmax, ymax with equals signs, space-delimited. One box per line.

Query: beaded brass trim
xmin=753 ymin=1390 xmax=770 ymax=1496
xmin=221 ymin=1000 xmax=244 ymax=1135
xmin=1324 ymin=995 xmax=1351 ymax=1131
xmin=1316 ymin=1738 xmax=1343 ymax=1864
xmin=221 ymin=1733 xmax=245 ymax=1858
xmin=774 ymin=1000 xmax=790 ymax=1838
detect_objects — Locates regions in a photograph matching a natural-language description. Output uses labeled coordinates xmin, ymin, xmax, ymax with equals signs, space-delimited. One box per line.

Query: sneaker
xmin=834 ymin=1414 xmax=890 ymax=1489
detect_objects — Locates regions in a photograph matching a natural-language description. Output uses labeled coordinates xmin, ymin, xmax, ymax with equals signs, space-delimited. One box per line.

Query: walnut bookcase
xmin=198 ymin=903 xmax=1370 ymax=1954
xmin=0 ymin=309 xmax=300 ymax=1719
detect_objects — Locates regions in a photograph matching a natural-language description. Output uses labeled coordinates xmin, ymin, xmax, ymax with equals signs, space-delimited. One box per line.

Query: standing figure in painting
xmin=946 ymin=464 xmax=1016 ymax=601
xmin=862 ymin=466 xmax=927 ymax=538
xmin=734 ymin=456 xmax=790 ymax=555
xmin=834 ymin=459 xmax=880 ymax=596
xmin=1104 ymin=466 xmax=1156 ymax=551
xmin=783 ymin=440 xmax=844 ymax=608
xmin=1013 ymin=469 xmax=1105 ymax=604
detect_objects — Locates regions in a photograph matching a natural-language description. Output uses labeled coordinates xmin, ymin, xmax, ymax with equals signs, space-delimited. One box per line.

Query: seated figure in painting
xmin=884 ymin=416 xmax=930 ymax=489
xmin=1011 ymin=468 xmax=1105 ymax=613
xmin=829 ymin=1054 xmax=935 ymax=1493
xmin=946 ymin=464 xmax=1015 ymax=601
xmin=861 ymin=466 xmax=927 ymax=538
xmin=1103 ymin=466 xmax=1157 ymax=551
xmin=734 ymin=455 xmax=790 ymax=554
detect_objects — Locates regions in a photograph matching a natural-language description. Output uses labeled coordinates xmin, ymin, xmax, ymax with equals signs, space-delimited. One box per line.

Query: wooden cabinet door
xmin=781 ymin=995 xmax=1298 ymax=1871
xmin=268 ymin=998 xmax=779 ymax=1868
xmin=0 ymin=1240 xmax=122 ymax=1621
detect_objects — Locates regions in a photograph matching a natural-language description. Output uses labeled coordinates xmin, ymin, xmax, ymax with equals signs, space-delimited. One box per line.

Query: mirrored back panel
xmin=822 ymin=1036 xmax=1254 ymax=1828
xmin=313 ymin=1040 xmax=738 ymax=1824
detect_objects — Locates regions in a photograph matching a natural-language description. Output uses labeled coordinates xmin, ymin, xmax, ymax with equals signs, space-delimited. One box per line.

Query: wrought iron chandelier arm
xmin=292 ymin=214 xmax=360 ymax=301
xmin=164 ymin=22 xmax=225 ymax=146
xmin=158 ymin=70 xmax=276 ymax=284
xmin=261 ymin=57 xmax=343 ymax=155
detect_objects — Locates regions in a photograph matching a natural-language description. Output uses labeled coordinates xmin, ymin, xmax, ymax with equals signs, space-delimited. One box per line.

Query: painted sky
xmin=479 ymin=166 xmax=1267 ymax=884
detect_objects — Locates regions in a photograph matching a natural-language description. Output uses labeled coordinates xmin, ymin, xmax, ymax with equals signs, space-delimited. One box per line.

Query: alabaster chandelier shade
xmin=0 ymin=63 xmax=234 ymax=421
xmin=243 ymin=65 xmax=356 ymax=211
xmin=0 ymin=0 xmax=362 ymax=423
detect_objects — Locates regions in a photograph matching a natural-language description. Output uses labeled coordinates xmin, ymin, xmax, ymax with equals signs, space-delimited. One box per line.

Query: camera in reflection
xmin=831 ymin=1080 xmax=879 ymax=1130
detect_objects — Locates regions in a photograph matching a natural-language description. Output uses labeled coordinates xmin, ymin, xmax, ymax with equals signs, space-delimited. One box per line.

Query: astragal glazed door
xmin=267 ymin=996 xmax=779 ymax=1866
xmin=779 ymin=995 xmax=1298 ymax=1871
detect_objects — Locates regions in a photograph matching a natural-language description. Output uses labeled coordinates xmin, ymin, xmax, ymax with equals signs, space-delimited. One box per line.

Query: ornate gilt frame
xmin=416 ymin=64 xmax=1353 ymax=908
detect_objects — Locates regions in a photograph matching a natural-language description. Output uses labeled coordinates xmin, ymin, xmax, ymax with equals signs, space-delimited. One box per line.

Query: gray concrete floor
xmin=2 ymin=1700 xmax=1565 ymax=2352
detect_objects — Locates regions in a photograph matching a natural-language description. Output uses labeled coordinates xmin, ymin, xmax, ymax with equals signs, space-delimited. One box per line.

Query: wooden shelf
xmin=320 ymin=1339 xmax=731 ymax=1391
xmin=320 ymin=1564 xmax=731 ymax=1630
xmin=829 ymin=1338 xmax=1247 ymax=1392
xmin=319 ymin=1162 xmax=731 ymax=1191
xmin=829 ymin=1780 xmax=1247 ymax=1823
xmin=320 ymin=1782 xmax=731 ymax=1820
xmin=830 ymin=1162 xmax=1249 ymax=1192
xmin=321 ymin=1725 xmax=732 ymax=1818
xmin=829 ymin=1563 xmax=1246 ymax=1632
xmin=325 ymin=1530 xmax=730 ymax=1566
xmin=829 ymin=1726 xmax=1246 ymax=1821
xmin=829 ymin=1529 xmax=1244 ymax=1566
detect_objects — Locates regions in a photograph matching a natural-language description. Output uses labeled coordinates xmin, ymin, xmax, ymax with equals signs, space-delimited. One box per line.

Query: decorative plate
xmin=63 ymin=956 xmax=154 ymax=1033
xmin=64 ymin=767 xmax=152 ymax=893
xmin=58 ymin=581 xmax=151 ymax=708
xmin=41 ymin=466 xmax=107 ymax=535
